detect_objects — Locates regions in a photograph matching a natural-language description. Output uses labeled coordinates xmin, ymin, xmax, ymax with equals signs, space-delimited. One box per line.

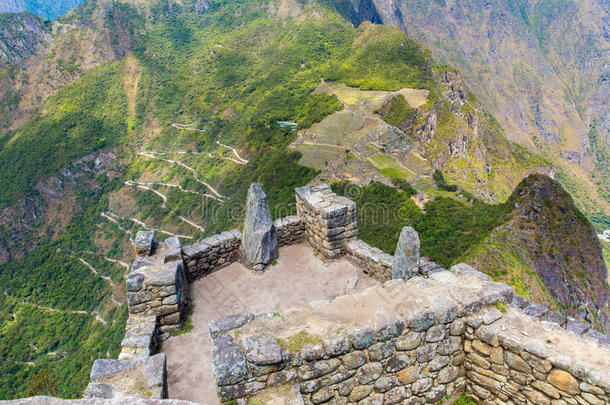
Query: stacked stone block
xmin=119 ymin=314 xmax=158 ymax=360
xmin=345 ymin=240 xmax=445 ymax=282
xmin=275 ymin=215 xmax=307 ymax=246
xmin=181 ymin=229 xmax=241 ymax=281
xmin=345 ymin=239 xmax=393 ymax=280
xmin=126 ymin=233 xmax=188 ymax=339
xmin=464 ymin=309 xmax=610 ymax=404
xmin=84 ymin=353 xmax=168 ymax=399
xmin=295 ymin=184 xmax=357 ymax=259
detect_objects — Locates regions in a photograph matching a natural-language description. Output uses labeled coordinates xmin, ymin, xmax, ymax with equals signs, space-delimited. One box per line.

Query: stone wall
xmin=275 ymin=215 xmax=306 ymax=247
xmin=465 ymin=309 xmax=610 ymax=404
xmin=345 ymin=239 xmax=447 ymax=282
xmin=210 ymin=264 xmax=610 ymax=404
xmin=181 ymin=230 xmax=241 ymax=281
xmin=345 ymin=239 xmax=393 ymax=281
xmin=295 ymin=184 xmax=358 ymax=259
xmin=126 ymin=235 xmax=189 ymax=337
xmin=210 ymin=264 xmax=515 ymax=404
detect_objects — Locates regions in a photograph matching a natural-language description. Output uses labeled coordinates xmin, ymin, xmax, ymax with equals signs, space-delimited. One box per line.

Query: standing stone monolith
xmin=240 ymin=183 xmax=278 ymax=271
xmin=392 ymin=226 xmax=420 ymax=280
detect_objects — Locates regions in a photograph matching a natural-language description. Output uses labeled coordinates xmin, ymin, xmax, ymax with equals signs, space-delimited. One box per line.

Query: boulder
xmin=392 ymin=226 xmax=420 ymax=280
xmin=239 ymin=183 xmax=278 ymax=271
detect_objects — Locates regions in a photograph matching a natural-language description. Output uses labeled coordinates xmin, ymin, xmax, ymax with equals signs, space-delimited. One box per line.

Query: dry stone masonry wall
xmin=181 ymin=230 xmax=241 ymax=282
xmin=210 ymin=263 xmax=610 ymax=404
xmin=296 ymin=184 xmax=358 ymax=259
xmin=127 ymin=236 xmax=189 ymax=336
xmin=275 ymin=215 xmax=306 ymax=246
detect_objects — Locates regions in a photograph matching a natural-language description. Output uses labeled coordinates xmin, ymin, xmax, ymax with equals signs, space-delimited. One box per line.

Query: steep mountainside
xmin=462 ymin=174 xmax=609 ymax=332
xmin=0 ymin=0 xmax=143 ymax=132
xmin=0 ymin=0 xmax=85 ymax=20
xmin=0 ymin=12 xmax=49 ymax=65
xmin=0 ymin=0 xmax=605 ymax=398
xmin=339 ymin=0 xmax=610 ymax=231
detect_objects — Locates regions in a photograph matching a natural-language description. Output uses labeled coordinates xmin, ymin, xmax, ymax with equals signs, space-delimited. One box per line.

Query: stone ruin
xmin=24 ymin=183 xmax=609 ymax=404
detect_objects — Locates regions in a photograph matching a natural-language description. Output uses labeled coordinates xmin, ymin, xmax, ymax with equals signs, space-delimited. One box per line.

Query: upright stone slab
xmin=135 ymin=230 xmax=155 ymax=256
xmin=392 ymin=226 xmax=420 ymax=280
xmin=239 ymin=183 xmax=278 ymax=271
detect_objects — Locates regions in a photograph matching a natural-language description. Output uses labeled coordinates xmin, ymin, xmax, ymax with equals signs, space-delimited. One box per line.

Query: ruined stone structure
xmin=296 ymin=184 xmax=358 ymax=259
xmin=77 ymin=183 xmax=609 ymax=403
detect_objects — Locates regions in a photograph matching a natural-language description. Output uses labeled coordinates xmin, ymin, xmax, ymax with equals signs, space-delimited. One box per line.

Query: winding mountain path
xmin=2 ymin=291 xmax=107 ymax=326
xmin=138 ymin=152 xmax=227 ymax=201
xmin=172 ymin=123 xmax=206 ymax=132
xmin=125 ymin=181 xmax=207 ymax=233
xmin=216 ymin=141 xmax=248 ymax=164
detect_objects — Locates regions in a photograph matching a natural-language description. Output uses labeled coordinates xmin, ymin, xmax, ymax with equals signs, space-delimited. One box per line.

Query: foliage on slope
xmin=334 ymin=175 xmax=608 ymax=332
xmin=462 ymin=174 xmax=609 ymax=332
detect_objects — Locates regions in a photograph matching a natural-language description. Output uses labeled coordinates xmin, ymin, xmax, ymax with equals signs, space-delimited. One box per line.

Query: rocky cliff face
xmin=0 ymin=0 xmax=143 ymax=132
xmin=464 ymin=174 xmax=609 ymax=332
xmin=0 ymin=12 xmax=50 ymax=66
xmin=339 ymin=0 xmax=610 ymax=228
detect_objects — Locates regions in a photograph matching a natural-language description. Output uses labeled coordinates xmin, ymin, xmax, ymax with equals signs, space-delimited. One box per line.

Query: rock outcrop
xmin=239 ymin=183 xmax=278 ymax=271
xmin=392 ymin=226 xmax=420 ymax=280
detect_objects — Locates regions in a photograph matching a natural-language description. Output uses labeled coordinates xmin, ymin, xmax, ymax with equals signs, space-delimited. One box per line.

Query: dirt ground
xmin=162 ymin=243 xmax=379 ymax=404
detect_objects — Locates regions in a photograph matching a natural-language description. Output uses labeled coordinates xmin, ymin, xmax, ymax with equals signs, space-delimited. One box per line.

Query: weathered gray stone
xmin=301 ymin=342 xmax=326 ymax=361
xmin=241 ymin=335 xmax=283 ymax=365
xmin=342 ymin=351 xmax=366 ymax=370
xmin=348 ymin=326 xmax=375 ymax=349
xmin=511 ymin=294 xmax=531 ymax=309
xmin=541 ymin=312 xmax=565 ymax=326
xmin=583 ymin=330 xmax=610 ymax=345
xmin=395 ymin=331 xmax=421 ymax=351
xmin=209 ymin=314 xmax=249 ymax=337
xmin=411 ymin=308 xmax=436 ymax=331
xmin=523 ymin=303 xmax=548 ymax=318
xmin=412 ymin=377 xmax=433 ymax=394
xmin=83 ymin=382 xmax=114 ymax=398
xmin=212 ymin=334 xmax=248 ymax=386
xmin=392 ymin=226 xmax=420 ymax=280
xmin=357 ymin=362 xmax=383 ymax=384
xmin=384 ymin=354 xmax=410 ymax=373
xmin=325 ymin=334 xmax=350 ymax=357
xmin=566 ymin=317 xmax=590 ymax=335
xmin=384 ymin=386 xmax=407 ymax=404
xmin=135 ymin=231 xmax=155 ymax=256
xmin=239 ymin=183 xmax=278 ymax=271
xmin=126 ymin=273 xmax=145 ymax=292
xmin=368 ymin=341 xmax=395 ymax=361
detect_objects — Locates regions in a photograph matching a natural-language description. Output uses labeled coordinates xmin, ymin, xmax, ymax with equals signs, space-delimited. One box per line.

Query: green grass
xmin=454 ymin=394 xmax=477 ymax=405
xmin=276 ymin=331 xmax=324 ymax=353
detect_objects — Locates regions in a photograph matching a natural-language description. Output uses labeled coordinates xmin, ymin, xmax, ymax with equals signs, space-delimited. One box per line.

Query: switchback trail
xmin=138 ymin=152 xmax=227 ymax=201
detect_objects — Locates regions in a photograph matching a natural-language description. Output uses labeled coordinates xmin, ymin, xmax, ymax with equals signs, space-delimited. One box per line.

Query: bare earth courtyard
xmin=162 ymin=243 xmax=379 ymax=404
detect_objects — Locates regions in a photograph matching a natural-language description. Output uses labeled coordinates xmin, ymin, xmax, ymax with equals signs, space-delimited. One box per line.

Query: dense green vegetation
xmin=380 ymin=94 xmax=416 ymax=127
xmin=0 ymin=62 xmax=127 ymax=206
xmin=332 ymin=181 xmax=510 ymax=267
xmin=391 ymin=177 xmax=417 ymax=196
